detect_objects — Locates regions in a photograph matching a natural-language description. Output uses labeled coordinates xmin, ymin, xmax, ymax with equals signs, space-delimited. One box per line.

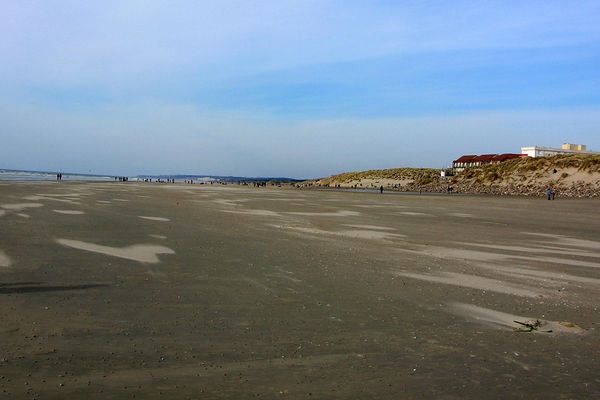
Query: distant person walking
xmin=380 ymin=185 xmax=384 ymax=194
xmin=547 ymin=186 xmax=554 ymax=200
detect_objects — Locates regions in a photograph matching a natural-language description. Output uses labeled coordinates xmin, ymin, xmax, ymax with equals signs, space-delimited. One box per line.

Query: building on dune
xmin=452 ymin=153 xmax=525 ymax=172
xmin=521 ymin=143 xmax=599 ymax=158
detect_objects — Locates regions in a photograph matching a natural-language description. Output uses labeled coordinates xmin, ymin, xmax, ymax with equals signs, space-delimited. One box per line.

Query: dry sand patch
xmin=476 ymin=264 xmax=600 ymax=286
xmin=400 ymin=245 xmax=600 ymax=269
xmin=35 ymin=193 xmax=85 ymax=198
xmin=449 ymin=303 xmax=584 ymax=335
xmin=221 ymin=209 xmax=282 ymax=217
xmin=286 ymin=210 xmax=360 ymax=217
xmin=213 ymin=198 xmax=251 ymax=206
xmin=139 ymin=216 xmax=171 ymax=222
xmin=523 ymin=233 xmax=600 ymax=251
xmin=394 ymin=270 xmax=543 ymax=297
xmin=0 ymin=250 xmax=11 ymax=267
xmin=56 ymin=239 xmax=175 ymax=264
xmin=343 ymin=224 xmax=395 ymax=231
xmin=53 ymin=210 xmax=85 ymax=215
xmin=16 ymin=213 xmax=30 ymax=218
xmin=1 ymin=203 xmax=43 ymax=211
xmin=397 ymin=211 xmax=433 ymax=217
xmin=448 ymin=213 xmax=475 ymax=218
xmin=458 ymin=242 xmax=600 ymax=258
xmin=23 ymin=195 xmax=80 ymax=204
xmin=277 ymin=225 xmax=405 ymax=241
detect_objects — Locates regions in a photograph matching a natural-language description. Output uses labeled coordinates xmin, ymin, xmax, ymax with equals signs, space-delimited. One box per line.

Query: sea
xmin=0 ymin=169 xmax=118 ymax=182
xmin=0 ymin=168 xmax=302 ymax=183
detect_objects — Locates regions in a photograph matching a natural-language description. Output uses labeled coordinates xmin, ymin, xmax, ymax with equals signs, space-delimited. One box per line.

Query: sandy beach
xmin=1 ymin=182 xmax=599 ymax=398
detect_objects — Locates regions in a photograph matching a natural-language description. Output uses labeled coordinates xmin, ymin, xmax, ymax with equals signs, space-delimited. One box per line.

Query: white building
xmin=521 ymin=143 xmax=599 ymax=158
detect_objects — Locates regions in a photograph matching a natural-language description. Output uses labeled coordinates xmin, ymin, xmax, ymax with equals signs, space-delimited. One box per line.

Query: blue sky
xmin=1 ymin=1 xmax=599 ymax=178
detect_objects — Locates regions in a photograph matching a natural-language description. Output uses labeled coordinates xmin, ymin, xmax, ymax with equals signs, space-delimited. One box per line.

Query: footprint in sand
xmin=56 ymin=239 xmax=175 ymax=264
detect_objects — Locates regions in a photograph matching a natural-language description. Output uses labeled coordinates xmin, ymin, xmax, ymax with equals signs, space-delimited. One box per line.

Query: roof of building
xmin=453 ymin=153 xmax=526 ymax=164
xmin=491 ymin=153 xmax=525 ymax=162
xmin=453 ymin=155 xmax=478 ymax=163
xmin=473 ymin=154 xmax=497 ymax=162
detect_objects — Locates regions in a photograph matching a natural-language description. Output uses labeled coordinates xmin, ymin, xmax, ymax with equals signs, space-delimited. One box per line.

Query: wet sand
xmin=1 ymin=182 xmax=599 ymax=398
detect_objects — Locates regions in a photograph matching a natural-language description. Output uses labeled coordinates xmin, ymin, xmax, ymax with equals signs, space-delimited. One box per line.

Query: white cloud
xmin=1 ymin=1 xmax=598 ymax=86
xmin=2 ymin=98 xmax=599 ymax=177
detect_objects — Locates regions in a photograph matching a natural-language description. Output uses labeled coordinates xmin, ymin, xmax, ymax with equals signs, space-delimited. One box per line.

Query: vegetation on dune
xmin=459 ymin=154 xmax=600 ymax=181
xmin=319 ymin=167 xmax=439 ymax=183
xmin=302 ymin=154 xmax=600 ymax=197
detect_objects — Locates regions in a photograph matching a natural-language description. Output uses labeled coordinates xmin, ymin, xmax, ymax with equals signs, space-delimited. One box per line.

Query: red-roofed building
xmin=453 ymin=153 xmax=526 ymax=171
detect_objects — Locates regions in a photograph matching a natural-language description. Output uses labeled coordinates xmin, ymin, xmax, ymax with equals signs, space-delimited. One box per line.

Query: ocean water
xmin=0 ymin=169 xmax=117 ymax=182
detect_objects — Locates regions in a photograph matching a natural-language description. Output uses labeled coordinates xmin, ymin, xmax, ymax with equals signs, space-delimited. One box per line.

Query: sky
xmin=1 ymin=0 xmax=600 ymax=178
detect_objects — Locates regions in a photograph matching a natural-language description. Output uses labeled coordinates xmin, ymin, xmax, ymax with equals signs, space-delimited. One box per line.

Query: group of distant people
xmin=56 ymin=173 xmax=63 ymax=181
xmin=114 ymin=176 xmax=129 ymax=182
